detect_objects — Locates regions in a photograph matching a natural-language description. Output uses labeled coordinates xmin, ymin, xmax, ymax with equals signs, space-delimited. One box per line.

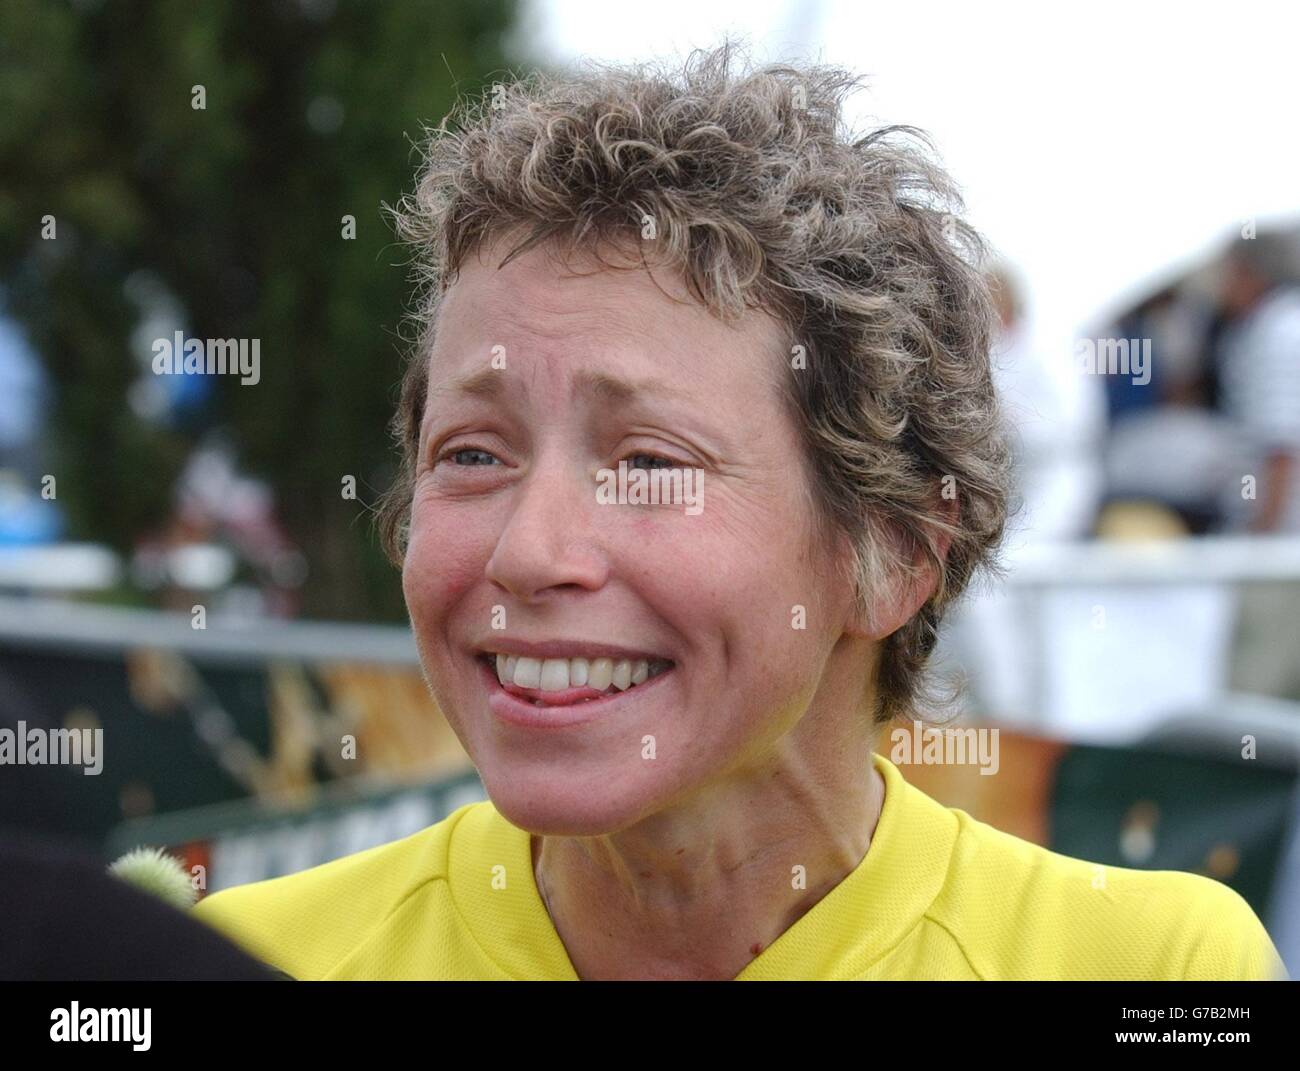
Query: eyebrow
xmin=430 ymin=367 xmax=504 ymax=402
xmin=430 ymin=367 xmax=695 ymax=406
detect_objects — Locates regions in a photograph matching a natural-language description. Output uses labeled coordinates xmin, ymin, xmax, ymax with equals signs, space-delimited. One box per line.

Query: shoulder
xmin=1258 ymin=287 xmax=1300 ymax=329
xmin=191 ymin=800 xmax=491 ymax=979
xmin=1239 ymin=288 xmax=1300 ymax=363
xmin=926 ymin=808 xmax=1286 ymax=980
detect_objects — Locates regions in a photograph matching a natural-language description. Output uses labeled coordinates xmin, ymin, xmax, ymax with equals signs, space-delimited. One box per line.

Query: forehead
xmin=426 ymin=236 xmax=788 ymax=399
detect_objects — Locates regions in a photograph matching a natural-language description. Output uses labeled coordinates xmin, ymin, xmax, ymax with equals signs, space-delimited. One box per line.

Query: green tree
xmin=0 ymin=0 xmax=519 ymax=619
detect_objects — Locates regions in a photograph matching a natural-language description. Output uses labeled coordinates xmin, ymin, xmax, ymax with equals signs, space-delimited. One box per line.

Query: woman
xmin=193 ymin=44 xmax=1285 ymax=980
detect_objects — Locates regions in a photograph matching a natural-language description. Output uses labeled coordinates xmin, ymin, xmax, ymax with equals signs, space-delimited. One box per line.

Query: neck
xmin=531 ymin=712 xmax=885 ymax=980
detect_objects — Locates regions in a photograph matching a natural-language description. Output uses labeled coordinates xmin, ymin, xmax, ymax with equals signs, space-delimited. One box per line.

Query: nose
xmin=484 ymin=452 xmax=608 ymax=602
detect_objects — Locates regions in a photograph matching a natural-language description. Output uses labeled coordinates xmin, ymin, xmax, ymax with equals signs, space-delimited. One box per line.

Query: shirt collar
xmin=451 ymin=751 xmax=957 ymax=980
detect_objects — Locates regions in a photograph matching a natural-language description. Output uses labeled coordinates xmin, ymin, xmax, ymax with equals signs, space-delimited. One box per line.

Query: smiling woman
xmin=190 ymin=42 xmax=1286 ymax=981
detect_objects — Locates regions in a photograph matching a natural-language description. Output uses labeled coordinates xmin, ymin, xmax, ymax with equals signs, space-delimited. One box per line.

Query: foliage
xmin=0 ymin=0 xmax=519 ymax=619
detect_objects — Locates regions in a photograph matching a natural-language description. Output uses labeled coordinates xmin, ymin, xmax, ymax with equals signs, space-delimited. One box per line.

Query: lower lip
xmin=478 ymin=657 xmax=675 ymax=729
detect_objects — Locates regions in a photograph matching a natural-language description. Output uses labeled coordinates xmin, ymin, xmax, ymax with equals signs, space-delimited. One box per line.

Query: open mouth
xmin=476 ymin=652 xmax=674 ymax=708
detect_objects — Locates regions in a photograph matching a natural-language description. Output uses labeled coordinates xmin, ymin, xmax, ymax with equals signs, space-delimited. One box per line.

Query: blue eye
xmin=444 ymin=448 xmax=499 ymax=466
xmin=436 ymin=448 xmax=683 ymax=471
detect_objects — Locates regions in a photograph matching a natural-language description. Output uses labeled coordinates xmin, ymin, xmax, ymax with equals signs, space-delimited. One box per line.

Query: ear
xmin=843 ymin=489 xmax=958 ymax=642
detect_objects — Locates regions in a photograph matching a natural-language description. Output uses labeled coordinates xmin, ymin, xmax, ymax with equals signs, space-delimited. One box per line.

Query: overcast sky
xmin=514 ymin=0 xmax=1300 ymax=361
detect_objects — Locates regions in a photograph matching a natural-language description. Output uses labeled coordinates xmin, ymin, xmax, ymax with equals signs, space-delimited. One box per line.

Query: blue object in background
xmin=0 ymin=483 xmax=64 ymax=545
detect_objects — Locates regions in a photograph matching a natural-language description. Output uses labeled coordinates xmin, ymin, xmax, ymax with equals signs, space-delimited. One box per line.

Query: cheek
xmin=402 ymin=500 xmax=488 ymax=629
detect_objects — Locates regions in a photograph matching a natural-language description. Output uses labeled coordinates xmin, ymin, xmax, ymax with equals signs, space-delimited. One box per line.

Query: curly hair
xmin=378 ymin=41 xmax=1011 ymax=725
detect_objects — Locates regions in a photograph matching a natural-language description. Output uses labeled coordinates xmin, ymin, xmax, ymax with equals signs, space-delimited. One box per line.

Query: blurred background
xmin=1 ymin=0 xmax=1298 ymax=975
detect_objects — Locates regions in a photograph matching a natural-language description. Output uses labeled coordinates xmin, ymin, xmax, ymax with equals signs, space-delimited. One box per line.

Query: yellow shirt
xmin=192 ymin=752 xmax=1287 ymax=980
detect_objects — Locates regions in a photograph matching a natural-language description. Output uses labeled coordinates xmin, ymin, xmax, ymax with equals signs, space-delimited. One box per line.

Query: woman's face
xmin=403 ymin=237 xmax=866 ymax=835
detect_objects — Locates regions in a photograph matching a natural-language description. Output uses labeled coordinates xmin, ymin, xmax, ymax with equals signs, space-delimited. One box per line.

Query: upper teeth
xmin=492 ymin=654 xmax=670 ymax=693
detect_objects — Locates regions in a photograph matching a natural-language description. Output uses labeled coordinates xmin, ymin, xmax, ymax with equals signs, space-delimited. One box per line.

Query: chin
xmin=476 ymin=760 xmax=668 ymax=838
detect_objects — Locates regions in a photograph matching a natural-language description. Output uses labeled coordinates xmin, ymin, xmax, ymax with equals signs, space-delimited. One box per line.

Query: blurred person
xmin=1099 ymin=287 xmax=1239 ymax=534
xmin=191 ymin=45 xmax=1283 ymax=981
xmin=131 ymin=432 xmax=307 ymax=618
xmin=936 ymin=264 xmax=1105 ymax=723
xmin=1215 ymin=226 xmax=1300 ymax=534
xmin=1213 ymin=226 xmax=1300 ymax=704
xmin=1102 ymin=407 xmax=1244 ymax=535
xmin=985 ymin=264 xmax=1107 ymax=543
